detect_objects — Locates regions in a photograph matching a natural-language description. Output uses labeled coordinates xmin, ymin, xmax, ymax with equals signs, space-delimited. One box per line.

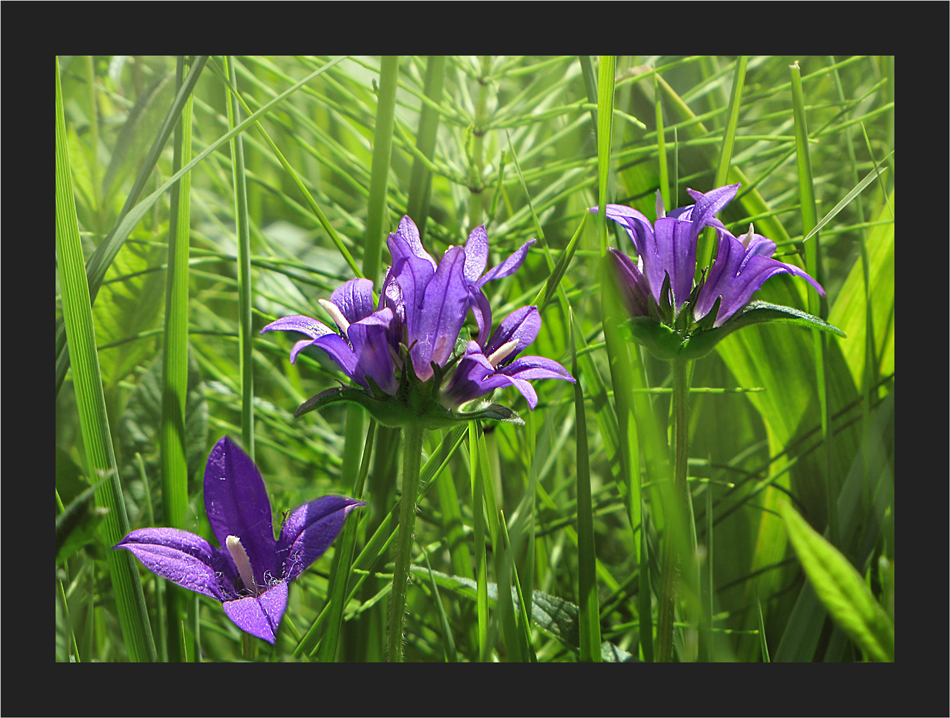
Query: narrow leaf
xmin=780 ymin=503 xmax=894 ymax=661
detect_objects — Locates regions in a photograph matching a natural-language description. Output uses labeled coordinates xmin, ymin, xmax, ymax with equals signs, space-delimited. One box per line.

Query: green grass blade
xmin=406 ymin=56 xmax=446 ymax=239
xmin=779 ymin=503 xmax=893 ymax=661
xmin=790 ymin=60 xmax=835 ymax=547
xmin=160 ymin=56 xmax=197 ymax=662
xmin=56 ymin=56 xmax=349 ymax=390
xmin=317 ymin=421 xmax=375 ymax=662
xmin=56 ymin=57 xmax=156 ymax=662
xmin=699 ymin=56 xmax=747 ymax=270
xmin=571 ymin=310 xmax=601 ymax=662
xmin=363 ymin=56 xmax=399 ymax=286
xmin=596 ymin=55 xmax=616 ymax=255
xmin=225 ymin=56 xmax=256 ymax=457
xmin=422 ymin=547 xmax=458 ymax=662
xmin=55 ymin=56 xmax=208 ymax=397
xmin=466 ymin=423 xmax=489 ymax=660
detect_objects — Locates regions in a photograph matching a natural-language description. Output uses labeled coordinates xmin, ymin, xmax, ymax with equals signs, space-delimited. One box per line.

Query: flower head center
xmin=226 ymin=535 xmax=260 ymax=597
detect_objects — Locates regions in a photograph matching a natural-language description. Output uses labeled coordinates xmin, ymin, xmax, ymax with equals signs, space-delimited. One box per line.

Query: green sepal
xmin=623 ymin=301 xmax=845 ymax=362
xmin=294 ymin=385 xmax=523 ymax=429
xmin=679 ymin=300 xmax=846 ymax=360
xmin=620 ymin=316 xmax=683 ymax=361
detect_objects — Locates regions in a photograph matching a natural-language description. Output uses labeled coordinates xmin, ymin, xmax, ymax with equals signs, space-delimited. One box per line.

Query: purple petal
xmin=410 ymin=245 xmax=470 ymax=380
xmin=330 ymin=278 xmax=378 ymax=325
xmin=463 ymin=225 xmax=489 ymax=283
xmin=222 ymin=581 xmax=288 ymax=644
xmin=470 ymin=291 xmax=494 ymax=347
xmin=203 ymin=437 xmax=277 ymax=589
xmin=389 ymin=215 xmax=437 ymax=271
xmin=277 ymin=496 xmax=365 ymax=583
xmin=684 ymin=184 xmax=739 ymax=232
xmin=601 ymin=204 xmax=653 ymax=257
xmin=652 ymin=217 xmax=698 ymax=312
xmin=261 ymin=314 xmax=335 ymax=342
xmin=608 ymin=248 xmax=650 ymax=318
xmin=388 ymin=217 xmax=437 ymax=330
xmin=347 ymin=308 xmax=397 ymax=394
xmin=485 ymin=305 xmax=542 ymax=360
xmin=114 ymin=528 xmax=234 ymax=601
xmin=480 ymin=356 xmax=575 ymax=409
xmin=476 ymin=239 xmax=536 ymax=287
xmin=261 ymin=313 xmax=359 ymax=375
xmin=695 ymin=230 xmax=824 ymax=327
xmin=498 ymin=355 xmax=576 ymax=383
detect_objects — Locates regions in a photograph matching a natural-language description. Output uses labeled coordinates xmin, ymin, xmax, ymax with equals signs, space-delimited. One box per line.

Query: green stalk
xmin=790 ymin=61 xmax=835 ymax=546
xmin=595 ymin=55 xmax=616 ymax=256
xmin=699 ymin=56 xmax=747 ymax=272
xmin=161 ymin=56 xmax=195 ymax=663
xmin=363 ymin=55 xmax=399 ymax=286
xmin=56 ymin=57 xmax=156 ymax=662
xmin=571 ymin=311 xmax=601 ymax=662
xmin=317 ymin=420 xmax=376 ymax=662
xmin=654 ymin=69 xmax=670 ymax=211
xmin=387 ymin=423 xmax=425 ymax=662
xmin=469 ymin=423 xmax=490 ymax=661
xmin=225 ymin=56 xmax=255 ymax=459
xmin=406 ymin=55 xmax=446 ymax=239
xmin=469 ymin=56 xmax=492 ymax=227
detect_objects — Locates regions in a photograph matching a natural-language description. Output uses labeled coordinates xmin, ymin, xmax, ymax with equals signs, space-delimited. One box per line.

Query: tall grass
xmin=56 ymin=55 xmax=893 ymax=665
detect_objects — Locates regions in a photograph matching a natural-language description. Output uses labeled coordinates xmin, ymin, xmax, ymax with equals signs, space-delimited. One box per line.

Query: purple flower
xmin=262 ymin=216 xmax=573 ymax=424
xmin=114 ymin=437 xmax=363 ymax=644
xmin=692 ymin=224 xmax=825 ymax=328
xmin=381 ymin=216 xmax=537 ymax=382
xmin=443 ymin=305 xmax=575 ymax=410
xmin=600 ymin=185 xmax=738 ymax=315
xmin=600 ymin=184 xmax=823 ymax=329
xmin=261 ymin=278 xmax=397 ymax=395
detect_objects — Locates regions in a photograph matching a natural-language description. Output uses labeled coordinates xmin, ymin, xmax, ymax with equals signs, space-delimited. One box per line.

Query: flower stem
xmin=387 ymin=423 xmax=425 ymax=662
xmin=657 ymin=357 xmax=695 ymax=662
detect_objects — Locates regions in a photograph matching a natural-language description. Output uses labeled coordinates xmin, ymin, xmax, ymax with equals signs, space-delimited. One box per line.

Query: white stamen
xmin=487 ymin=339 xmax=519 ymax=368
xmin=741 ymin=223 xmax=755 ymax=250
xmin=319 ymin=299 xmax=350 ymax=334
xmin=226 ymin=535 xmax=260 ymax=597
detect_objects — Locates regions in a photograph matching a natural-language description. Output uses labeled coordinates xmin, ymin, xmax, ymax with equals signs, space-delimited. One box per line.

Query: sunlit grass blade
xmin=699 ymin=55 xmax=747 ymax=270
xmin=362 ymin=55 xmax=399 ymax=285
xmin=56 ymin=57 xmax=156 ymax=662
xmin=406 ymin=55 xmax=445 ymax=239
xmin=790 ymin=60 xmax=835 ymax=547
xmin=224 ymin=56 xmax=256 ymax=459
xmin=160 ymin=56 xmax=197 ymax=662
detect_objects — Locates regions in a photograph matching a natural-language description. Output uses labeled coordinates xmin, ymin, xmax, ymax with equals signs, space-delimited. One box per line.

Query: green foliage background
xmin=55 ymin=55 xmax=894 ymax=663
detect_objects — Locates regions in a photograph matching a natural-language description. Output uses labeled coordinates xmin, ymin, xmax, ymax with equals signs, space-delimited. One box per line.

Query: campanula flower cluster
xmin=261 ymin=217 xmax=574 ymax=427
xmin=597 ymin=184 xmax=829 ymax=360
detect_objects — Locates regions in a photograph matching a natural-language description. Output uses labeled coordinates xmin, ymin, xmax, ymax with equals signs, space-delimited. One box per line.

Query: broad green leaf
xmin=780 ymin=502 xmax=894 ymax=661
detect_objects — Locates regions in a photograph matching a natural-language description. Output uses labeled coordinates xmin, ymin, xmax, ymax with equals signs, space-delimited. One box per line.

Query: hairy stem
xmin=387 ymin=423 xmax=425 ymax=662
